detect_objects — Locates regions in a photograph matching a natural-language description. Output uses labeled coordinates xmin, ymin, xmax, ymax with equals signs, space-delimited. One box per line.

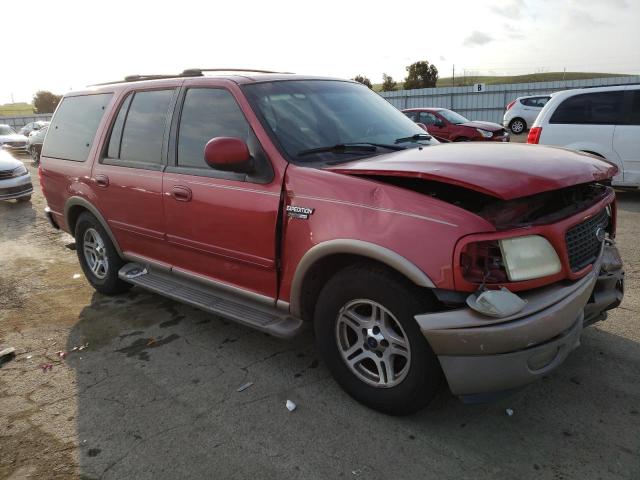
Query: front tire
xmin=314 ymin=263 xmax=442 ymax=415
xmin=509 ymin=118 xmax=526 ymax=134
xmin=75 ymin=212 xmax=131 ymax=295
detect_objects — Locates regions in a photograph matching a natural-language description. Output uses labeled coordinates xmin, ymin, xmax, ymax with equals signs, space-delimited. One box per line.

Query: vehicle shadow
xmin=66 ymin=290 xmax=640 ymax=479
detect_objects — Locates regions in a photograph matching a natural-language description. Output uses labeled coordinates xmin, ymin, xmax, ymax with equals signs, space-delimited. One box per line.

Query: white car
xmin=0 ymin=124 xmax=29 ymax=154
xmin=503 ymin=95 xmax=551 ymax=134
xmin=0 ymin=150 xmax=33 ymax=202
xmin=528 ymin=84 xmax=640 ymax=188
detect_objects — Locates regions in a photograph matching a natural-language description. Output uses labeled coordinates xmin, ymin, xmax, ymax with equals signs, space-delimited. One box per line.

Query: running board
xmin=118 ymin=263 xmax=303 ymax=338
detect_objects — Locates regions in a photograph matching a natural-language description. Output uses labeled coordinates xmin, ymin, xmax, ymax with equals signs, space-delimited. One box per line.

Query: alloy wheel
xmin=335 ymin=299 xmax=411 ymax=388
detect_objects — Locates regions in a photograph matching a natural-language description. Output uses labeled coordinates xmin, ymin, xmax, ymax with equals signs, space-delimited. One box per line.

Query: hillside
xmin=0 ymin=103 xmax=34 ymax=116
xmin=373 ymin=72 xmax=630 ymax=92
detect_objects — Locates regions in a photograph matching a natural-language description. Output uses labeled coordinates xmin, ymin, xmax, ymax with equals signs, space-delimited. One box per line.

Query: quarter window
xmin=42 ymin=93 xmax=113 ymax=162
xmin=628 ymin=90 xmax=640 ymax=125
xmin=550 ymin=91 xmax=624 ymax=125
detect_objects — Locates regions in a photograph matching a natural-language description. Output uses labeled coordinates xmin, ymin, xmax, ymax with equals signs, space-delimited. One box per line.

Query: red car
xmin=40 ymin=70 xmax=623 ymax=415
xmin=403 ymin=107 xmax=510 ymax=142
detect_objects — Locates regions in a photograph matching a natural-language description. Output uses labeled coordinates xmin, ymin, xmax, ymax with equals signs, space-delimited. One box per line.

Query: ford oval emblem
xmin=595 ymin=227 xmax=606 ymax=242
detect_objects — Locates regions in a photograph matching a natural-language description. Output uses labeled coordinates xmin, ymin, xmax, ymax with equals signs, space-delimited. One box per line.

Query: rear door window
xmin=550 ymin=91 xmax=625 ymax=125
xmin=42 ymin=93 xmax=113 ymax=161
xmin=104 ymin=89 xmax=175 ymax=169
xmin=418 ymin=112 xmax=437 ymax=125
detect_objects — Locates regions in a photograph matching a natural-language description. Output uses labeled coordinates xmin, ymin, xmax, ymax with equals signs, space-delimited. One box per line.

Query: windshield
xmin=243 ymin=80 xmax=435 ymax=164
xmin=438 ymin=109 xmax=469 ymax=124
xmin=0 ymin=125 xmax=16 ymax=135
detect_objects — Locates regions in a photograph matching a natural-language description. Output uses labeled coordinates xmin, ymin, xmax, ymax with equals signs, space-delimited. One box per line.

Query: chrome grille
xmin=565 ymin=209 xmax=609 ymax=272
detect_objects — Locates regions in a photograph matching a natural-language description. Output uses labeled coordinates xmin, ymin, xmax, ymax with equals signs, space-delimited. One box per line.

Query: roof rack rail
xmin=181 ymin=68 xmax=293 ymax=76
xmin=89 ymin=68 xmax=293 ymax=87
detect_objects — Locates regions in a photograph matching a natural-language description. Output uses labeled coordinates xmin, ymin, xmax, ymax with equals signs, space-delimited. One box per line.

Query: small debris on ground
xmin=506 ymin=408 xmax=514 ymax=416
xmin=72 ymin=273 xmax=81 ymax=279
xmin=71 ymin=343 xmax=89 ymax=352
xmin=286 ymin=399 xmax=297 ymax=412
xmin=146 ymin=337 xmax=157 ymax=347
xmin=41 ymin=363 xmax=53 ymax=372
xmin=237 ymin=382 xmax=254 ymax=392
xmin=56 ymin=351 xmax=68 ymax=360
xmin=0 ymin=347 xmax=16 ymax=365
xmin=26 ymin=355 xmax=33 ymax=359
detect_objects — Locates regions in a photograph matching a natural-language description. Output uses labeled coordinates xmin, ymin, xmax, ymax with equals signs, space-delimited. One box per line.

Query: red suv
xmin=403 ymin=107 xmax=510 ymax=142
xmin=40 ymin=70 xmax=624 ymax=415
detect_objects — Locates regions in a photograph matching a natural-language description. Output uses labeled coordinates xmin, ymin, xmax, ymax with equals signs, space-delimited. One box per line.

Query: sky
xmin=1 ymin=0 xmax=639 ymax=104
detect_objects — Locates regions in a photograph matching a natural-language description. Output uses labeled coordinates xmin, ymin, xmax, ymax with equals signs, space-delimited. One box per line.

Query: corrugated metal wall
xmin=380 ymin=76 xmax=640 ymax=124
xmin=0 ymin=114 xmax=52 ymax=129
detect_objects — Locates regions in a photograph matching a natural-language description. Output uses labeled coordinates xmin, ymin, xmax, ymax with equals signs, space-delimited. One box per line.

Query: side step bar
xmin=118 ymin=263 xmax=304 ymax=338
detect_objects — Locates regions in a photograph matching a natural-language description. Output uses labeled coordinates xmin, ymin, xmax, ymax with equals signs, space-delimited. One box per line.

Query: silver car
xmin=0 ymin=124 xmax=29 ymax=154
xmin=19 ymin=120 xmax=49 ymax=138
xmin=0 ymin=150 xmax=33 ymax=202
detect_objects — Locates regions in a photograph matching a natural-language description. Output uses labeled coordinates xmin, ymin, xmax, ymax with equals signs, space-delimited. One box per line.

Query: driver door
xmin=162 ymin=85 xmax=282 ymax=300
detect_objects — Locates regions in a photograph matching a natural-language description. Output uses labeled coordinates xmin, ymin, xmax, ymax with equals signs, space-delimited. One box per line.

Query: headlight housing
xmin=476 ymin=129 xmax=493 ymax=138
xmin=499 ymin=236 xmax=561 ymax=281
xmin=11 ymin=165 xmax=28 ymax=177
xmin=461 ymin=235 xmax=561 ymax=283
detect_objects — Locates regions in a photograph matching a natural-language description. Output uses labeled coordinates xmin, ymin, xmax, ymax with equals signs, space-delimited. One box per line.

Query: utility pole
xmin=452 ymin=64 xmax=455 ymax=87
xmin=11 ymin=93 xmax=15 ymax=103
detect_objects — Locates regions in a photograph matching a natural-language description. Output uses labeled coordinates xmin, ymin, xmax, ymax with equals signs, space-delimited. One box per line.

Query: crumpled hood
xmin=460 ymin=120 xmax=504 ymax=131
xmin=326 ymin=143 xmax=617 ymax=200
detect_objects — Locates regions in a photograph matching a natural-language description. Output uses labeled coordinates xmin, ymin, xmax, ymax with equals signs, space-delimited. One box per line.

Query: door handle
xmin=171 ymin=185 xmax=192 ymax=202
xmin=94 ymin=174 xmax=109 ymax=188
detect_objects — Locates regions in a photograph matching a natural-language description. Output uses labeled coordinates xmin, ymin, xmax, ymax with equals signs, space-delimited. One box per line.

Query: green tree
xmin=403 ymin=61 xmax=439 ymax=90
xmin=33 ymin=90 xmax=62 ymax=114
xmin=352 ymin=75 xmax=373 ymax=89
xmin=381 ymin=73 xmax=397 ymax=92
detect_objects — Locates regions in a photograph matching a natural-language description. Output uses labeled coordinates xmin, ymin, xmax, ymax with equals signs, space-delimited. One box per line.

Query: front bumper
xmin=416 ymin=244 xmax=624 ymax=397
xmin=0 ymin=172 xmax=33 ymax=200
xmin=1 ymin=144 xmax=28 ymax=154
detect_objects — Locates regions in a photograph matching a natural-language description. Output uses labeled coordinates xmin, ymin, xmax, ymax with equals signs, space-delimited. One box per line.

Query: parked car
xmin=27 ymin=125 xmax=48 ymax=165
xmin=503 ymin=95 xmax=551 ymax=134
xmin=403 ymin=108 xmax=509 ymax=142
xmin=0 ymin=124 xmax=28 ymax=154
xmin=40 ymin=71 xmax=623 ymax=415
xmin=0 ymin=150 xmax=33 ymax=202
xmin=528 ymin=85 xmax=640 ymax=188
xmin=19 ymin=121 xmax=49 ymax=138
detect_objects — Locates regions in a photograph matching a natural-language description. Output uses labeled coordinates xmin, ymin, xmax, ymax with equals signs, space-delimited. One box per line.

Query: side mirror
xmin=204 ymin=137 xmax=253 ymax=173
xmin=416 ymin=122 xmax=429 ymax=132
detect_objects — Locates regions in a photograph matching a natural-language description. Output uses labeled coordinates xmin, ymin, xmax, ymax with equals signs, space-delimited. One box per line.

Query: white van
xmin=528 ymin=85 xmax=640 ymax=188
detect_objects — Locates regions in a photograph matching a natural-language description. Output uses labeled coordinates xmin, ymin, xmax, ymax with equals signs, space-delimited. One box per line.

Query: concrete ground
xmin=1 ymin=158 xmax=639 ymax=480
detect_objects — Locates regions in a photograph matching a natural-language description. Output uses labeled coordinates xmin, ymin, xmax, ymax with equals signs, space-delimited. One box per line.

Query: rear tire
xmin=453 ymin=137 xmax=470 ymax=142
xmin=314 ymin=263 xmax=442 ymax=415
xmin=509 ymin=118 xmax=526 ymax=134
xmin=75 ymin=212 xmax=132 ymax=295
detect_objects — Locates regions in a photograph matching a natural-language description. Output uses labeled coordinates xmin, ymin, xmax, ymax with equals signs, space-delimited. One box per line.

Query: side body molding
xmin=64 ymin=196 xmax=124 ymax=257
xmin=289 ymin=239 xmax=436 ymax=318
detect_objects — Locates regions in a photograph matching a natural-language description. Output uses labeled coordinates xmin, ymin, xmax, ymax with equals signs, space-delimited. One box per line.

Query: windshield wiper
xmin=394 ymin=133 xmax=432 ymax=144
xmin=298 ymin=142 xmax=405 ymax=157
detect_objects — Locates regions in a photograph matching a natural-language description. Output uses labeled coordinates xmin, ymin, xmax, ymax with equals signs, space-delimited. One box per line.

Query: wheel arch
xmin=64 ymin=197 xmax=123 ymax=257
xmin=289 ymin=239 xmax=435 ymax=320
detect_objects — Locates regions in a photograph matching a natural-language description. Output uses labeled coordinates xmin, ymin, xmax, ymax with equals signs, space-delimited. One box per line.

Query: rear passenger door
xmin=93 ymin=87 xmax=179 ymax=266
xmin=613 ymin=88 xmax=640 ymax=186
xmin=162 ymin=85 xmax=281 ymax=300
